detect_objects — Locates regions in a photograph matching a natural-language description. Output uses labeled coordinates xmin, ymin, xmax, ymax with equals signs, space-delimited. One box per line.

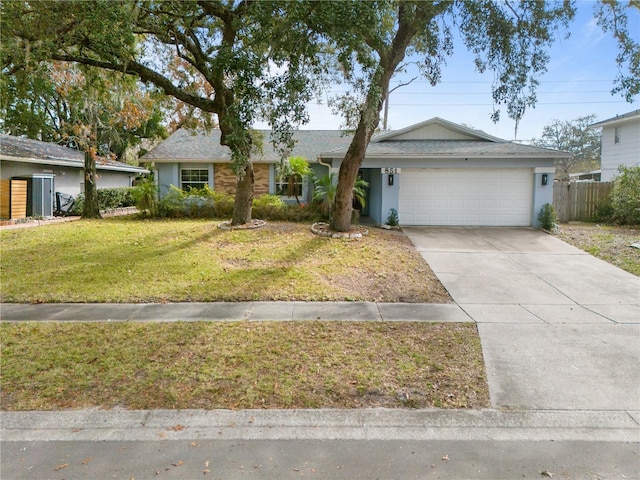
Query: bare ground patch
xmin=555 ymin=223 xmax=640 ymax=276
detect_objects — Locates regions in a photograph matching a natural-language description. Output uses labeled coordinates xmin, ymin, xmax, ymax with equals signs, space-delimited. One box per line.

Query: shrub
xmin=97 ymin=188 xmax=135 ymax=210
xmin=611 ymin=166 xmax=640 ymax=225
xmin=386 ymin=208 xmax=399 ymax=226
xmin=157 ymin=185 xmax=221 ymax=218
xmin=131 ymin=178 xmax=158 ymax=216
xmin=538 ymin=203 xmax=558 ymax=231
xmin=253 ymin=194 xmax=320 ymax=222
xmin=156 ymin=187 xmax=320 ymax=222
xmin=594 ymin=196 xmax=615 ymax=223
xmin=70 ymin=187 xmax=135 ymax=214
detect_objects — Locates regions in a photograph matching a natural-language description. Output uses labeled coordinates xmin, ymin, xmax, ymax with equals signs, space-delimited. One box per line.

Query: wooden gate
xmin=553 ymin=182 xmax=613 ymax=222
xmin=0 ymin=179 xmax=28 ymax=219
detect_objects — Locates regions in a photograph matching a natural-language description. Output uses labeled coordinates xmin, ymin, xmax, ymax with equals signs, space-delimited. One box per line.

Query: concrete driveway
xmin=404 ymin=227 xmax=640 ymax=411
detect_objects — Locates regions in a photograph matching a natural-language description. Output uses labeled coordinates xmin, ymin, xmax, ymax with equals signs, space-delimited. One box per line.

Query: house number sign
xmin=381 ymin=168 xmax=401 ymax=174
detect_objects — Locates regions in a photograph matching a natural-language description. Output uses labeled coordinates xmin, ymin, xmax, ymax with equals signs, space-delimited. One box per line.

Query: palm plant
xmin=132 ymin=176 xmax=158 ymax=217
xmin=313 ymin=173 xmax=368 ymax=220
xmin=313 ymin=173 xmax=337 ymax=218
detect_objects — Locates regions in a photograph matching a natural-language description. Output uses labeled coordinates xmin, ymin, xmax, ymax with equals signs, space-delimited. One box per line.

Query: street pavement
xmin=2 ymin=227 xmax=639 ymax=479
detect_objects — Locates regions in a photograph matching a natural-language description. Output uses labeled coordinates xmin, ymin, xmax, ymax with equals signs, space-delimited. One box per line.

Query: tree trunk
xmin=82 ymin=150 xmax=101 ymax=219
xmin=329 ymin=4 xmax=428 ymax=232
xmin=330 ymin=79 xmax=389 ymax=232
xmin=330 ymin=136 xmax=369 ymax=232
xmin=230 ymin=162 xmax=254 ymax=225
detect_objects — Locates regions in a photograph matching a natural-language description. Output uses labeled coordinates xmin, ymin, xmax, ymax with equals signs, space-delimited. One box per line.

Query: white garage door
xmin=399 ymin=168 xmax=533 ymax=226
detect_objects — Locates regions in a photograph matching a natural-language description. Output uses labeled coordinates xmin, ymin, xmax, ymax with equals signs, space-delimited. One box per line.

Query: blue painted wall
xmin=532 ymin=168 xmax=555 ymax=228
xmin=380 ymin=172 xmax=400 ymax=226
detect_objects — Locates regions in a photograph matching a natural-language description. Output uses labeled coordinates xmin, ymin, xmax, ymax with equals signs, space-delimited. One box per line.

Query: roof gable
xmin=372 ymin=117 xmax=505 ymax=143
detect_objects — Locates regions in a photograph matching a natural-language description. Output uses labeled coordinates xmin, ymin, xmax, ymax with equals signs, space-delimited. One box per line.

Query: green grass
xmin=0 ymin=218 xmax=450 ymax=303
xmin=0 ymin=321 xmax=489 ymax=411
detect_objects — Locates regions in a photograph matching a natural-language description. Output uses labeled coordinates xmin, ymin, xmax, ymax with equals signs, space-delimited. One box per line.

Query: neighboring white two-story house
xmin=590 ymin=109 xmax=640 ymax=182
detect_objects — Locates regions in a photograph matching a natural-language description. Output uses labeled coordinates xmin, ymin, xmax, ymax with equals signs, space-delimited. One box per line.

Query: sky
xmin=294 ymin=1 xmax=640 ymax=143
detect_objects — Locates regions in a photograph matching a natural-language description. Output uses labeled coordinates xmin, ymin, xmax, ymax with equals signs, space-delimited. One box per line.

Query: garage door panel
xmin=399 ymin=168 xmax=532 ymax=226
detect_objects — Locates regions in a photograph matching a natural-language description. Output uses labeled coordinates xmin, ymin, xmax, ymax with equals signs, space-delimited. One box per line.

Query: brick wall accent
xmin=214 ymin=163 xmax=270 ymax=195
xmin=254 ymin=164 xmax=270 ymax=195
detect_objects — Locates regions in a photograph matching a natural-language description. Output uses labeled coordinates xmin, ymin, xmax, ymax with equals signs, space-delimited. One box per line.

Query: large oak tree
xmin=306 ymin=1 xmax=577 ymax=231
xmin=2 ymin=0 xmax=322 ymax=225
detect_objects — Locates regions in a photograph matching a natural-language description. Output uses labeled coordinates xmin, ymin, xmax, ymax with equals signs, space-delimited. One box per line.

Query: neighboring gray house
xmin=590 ymin=109 xmax=640 ymax=182
xmin=0 ymin=134 xmax=147 ymax=218
xmin=142 ymin=118 xmax=569 ymax=228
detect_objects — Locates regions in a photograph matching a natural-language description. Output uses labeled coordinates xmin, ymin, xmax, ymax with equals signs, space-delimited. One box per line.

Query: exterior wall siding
xmin=392 ymin=124 xmax=476 ymax=140
xmin=156 ymin=163 xmax=179 ymax=197
xmin=600 ymin=121 xmax=640 ymax=181
xmin=213 ymin=163 xmax=237 ymax=194
xmin=532 ymin=169 xmax=555 ymax=228
xmin=156 ymin=162 xmax=274 ymax=198
xmin=96 ymin=171 xmax=137 ymax=190
xmin=367 ymin=170 xmax=383 ymax=224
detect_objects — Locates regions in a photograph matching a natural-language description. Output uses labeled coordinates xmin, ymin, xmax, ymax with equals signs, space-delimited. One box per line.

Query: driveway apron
xmin=404 ymin=227 xmax=640 ymax=411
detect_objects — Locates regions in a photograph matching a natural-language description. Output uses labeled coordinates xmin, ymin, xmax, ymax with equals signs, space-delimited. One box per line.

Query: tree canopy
xmin=304 ymin=0 xmax=575 ymax=231
xmin=595 ymin=0 xmax=640 ymax=102
xmin=532 ymin=115 xmax=602 ymax=182
xmin=1 ymin=0 xmax=325 ymax=224
xmin=1 ymin=61 xmax=167 ymax=163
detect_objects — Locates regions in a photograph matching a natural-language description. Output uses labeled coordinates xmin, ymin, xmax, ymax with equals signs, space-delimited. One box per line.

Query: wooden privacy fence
xmin=553 ymin=181 xmax=613 ymax=223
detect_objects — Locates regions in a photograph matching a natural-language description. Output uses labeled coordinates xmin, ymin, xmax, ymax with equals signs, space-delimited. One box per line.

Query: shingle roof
xmin=141 ymin=121 xmax=569 ymax=163
xmin=321 ymin=139 xmax=569 ymax=158
xmin=0 ymin=134 xmax=148 ymax=173
xmin=140 ymin=128 xmax=353 ymax=163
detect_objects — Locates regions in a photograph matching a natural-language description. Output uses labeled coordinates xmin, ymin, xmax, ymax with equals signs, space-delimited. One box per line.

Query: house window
xmin=614 ymin=127 xmax=621 ymax=143
xmin=276 ymin=174 xmax=303 ymax=197
xmin=181 ymin=169 xmax=209 ymax=191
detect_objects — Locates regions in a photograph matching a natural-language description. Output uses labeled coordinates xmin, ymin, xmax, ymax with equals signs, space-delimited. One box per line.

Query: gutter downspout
xmin=318 ymin=156 xmax=332 ymax=175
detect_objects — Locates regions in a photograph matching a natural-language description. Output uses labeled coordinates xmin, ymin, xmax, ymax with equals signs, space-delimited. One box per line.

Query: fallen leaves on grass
xmin=0 ymin=220 xmax=450 ymax=303
xmin=1 ymin=321 xmax=488 ymax=410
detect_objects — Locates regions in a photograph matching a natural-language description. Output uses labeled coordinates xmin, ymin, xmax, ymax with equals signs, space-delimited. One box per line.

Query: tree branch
xmin=51 ymin=54 xmax=218 ymax=113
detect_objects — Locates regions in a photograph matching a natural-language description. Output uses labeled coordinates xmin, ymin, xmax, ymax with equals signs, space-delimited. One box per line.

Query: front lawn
xmin=556 ymin=223 xmax=640 ymax=276
xmin=0 ymin=218 xmax=450 ymax=303
xmin=0 ymin=321 xmax=488 ymax=410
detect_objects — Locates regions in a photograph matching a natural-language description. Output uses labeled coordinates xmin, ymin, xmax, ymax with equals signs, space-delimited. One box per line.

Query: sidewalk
xmin=2 ymin=300 xmax=639 ymax=479
xmin=0 ymin=301 xmax=469 ymax=322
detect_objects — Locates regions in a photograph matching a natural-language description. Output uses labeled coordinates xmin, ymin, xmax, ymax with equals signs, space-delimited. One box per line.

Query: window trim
xmin=180 ymin=168 xmax=209 ymax=191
